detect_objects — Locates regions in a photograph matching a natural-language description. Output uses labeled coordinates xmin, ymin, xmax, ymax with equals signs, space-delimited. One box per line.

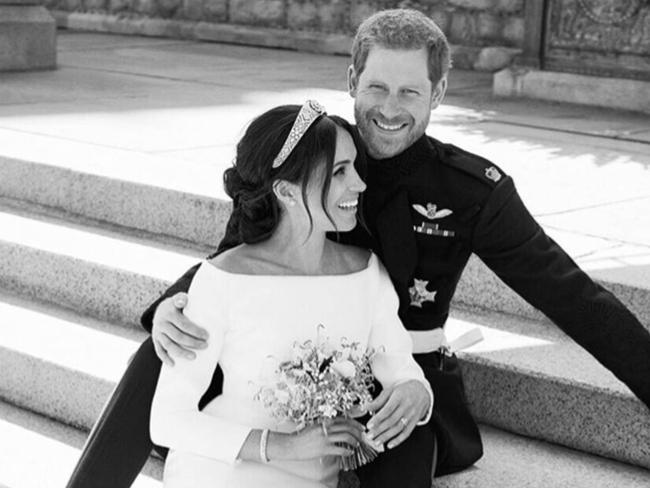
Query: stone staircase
xmin=1 ymin=148 xmax=649 ymax=487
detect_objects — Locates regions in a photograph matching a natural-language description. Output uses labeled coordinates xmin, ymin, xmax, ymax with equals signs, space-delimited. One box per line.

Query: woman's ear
xmin=272 ymin=180 xmax=298 ymax=207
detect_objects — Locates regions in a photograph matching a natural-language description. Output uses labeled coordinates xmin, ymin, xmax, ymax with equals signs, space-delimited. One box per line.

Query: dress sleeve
xmin=368 ymin=258 xmax=434 ymax=424
xmin=473 ymin=176 xmax=650 ymax=409
xmin=149 ymin=264 xmax=252 ymax=464
xmin=140 ymin=210 xmax=243 ymax=333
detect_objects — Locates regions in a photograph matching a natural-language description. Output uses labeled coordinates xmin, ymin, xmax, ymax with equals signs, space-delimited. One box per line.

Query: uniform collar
xmin=367 ymin=134 xmax=432 ymax=176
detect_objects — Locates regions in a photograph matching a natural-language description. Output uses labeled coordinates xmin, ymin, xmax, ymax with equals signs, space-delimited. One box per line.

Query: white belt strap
xmin=410 ymin=329 xmax=447 ymax=354
xmin=410 ymin=327 xmax=483 ymax=355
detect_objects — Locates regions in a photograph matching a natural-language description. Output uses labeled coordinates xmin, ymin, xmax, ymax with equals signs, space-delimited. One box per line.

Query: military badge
xmin=485 ymin=166 xmax=502 ymax=183
xmin=409 ymin=279 xmax=437 ymax=308
xmin=413 ymin=222 xmax=455 ymax=237
xmin=412 ymin=203 xmax=453 ymax=220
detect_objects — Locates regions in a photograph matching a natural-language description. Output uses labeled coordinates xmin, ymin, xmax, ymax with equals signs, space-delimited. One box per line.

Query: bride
xmin=149 ymin=101 xmax=432 ymax=488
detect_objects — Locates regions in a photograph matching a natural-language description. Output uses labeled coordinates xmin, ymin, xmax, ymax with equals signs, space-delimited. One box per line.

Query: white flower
xmin=291 ymin=344 xmax=305 ymax=361
xmin=275 ymin=389 xmax=291 ymax=404
xmin=320 ymin=342 xmax=335 ymax=357
xmin=331 ymin=359 xmax=356 ymax=378
xmin=318 ymin=404 xmax=337 ymax=418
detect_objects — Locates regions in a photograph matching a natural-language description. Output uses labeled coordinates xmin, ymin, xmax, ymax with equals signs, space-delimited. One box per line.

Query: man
xmin=67 ymin=9 xmax=650 ymax=488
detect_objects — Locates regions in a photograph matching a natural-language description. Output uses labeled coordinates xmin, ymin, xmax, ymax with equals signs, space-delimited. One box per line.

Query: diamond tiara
xmin=272 ymin=100 xmax=326 ymax=169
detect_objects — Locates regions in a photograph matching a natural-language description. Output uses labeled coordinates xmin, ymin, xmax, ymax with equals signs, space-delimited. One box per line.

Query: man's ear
xmin=430 ymin=76 xmax=448 ymax=110
xmin=347 ymin=65 xmax=358 ymax=98
xmin=272 ymin=180 xmax=297 ymax=207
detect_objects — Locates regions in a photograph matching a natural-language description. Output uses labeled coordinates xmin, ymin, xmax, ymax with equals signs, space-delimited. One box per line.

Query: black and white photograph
xmin=0 ymin=1 xmax=649 ymax=487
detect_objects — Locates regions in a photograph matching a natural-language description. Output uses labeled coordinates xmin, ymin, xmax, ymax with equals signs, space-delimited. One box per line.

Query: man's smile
xmin=372 ymin=119 xmax=409 ymax=133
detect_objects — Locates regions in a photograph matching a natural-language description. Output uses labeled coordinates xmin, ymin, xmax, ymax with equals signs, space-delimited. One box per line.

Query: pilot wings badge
xmin=409 ymin=279 xmax=437 ymax=308
xmin=412 ymin=203 xmax=453 ymax=220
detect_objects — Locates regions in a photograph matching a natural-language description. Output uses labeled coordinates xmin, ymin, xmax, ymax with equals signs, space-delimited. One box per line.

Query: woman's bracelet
xmin=259 ymin=428 xmax=270 ymax=463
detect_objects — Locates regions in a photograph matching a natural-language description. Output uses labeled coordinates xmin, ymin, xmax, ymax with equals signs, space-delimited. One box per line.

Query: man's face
xmin=349 ymin=47 xmax=446 ymax=159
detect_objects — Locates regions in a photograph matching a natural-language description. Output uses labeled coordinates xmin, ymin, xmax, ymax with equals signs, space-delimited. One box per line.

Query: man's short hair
xmin=351 ymin=9 xmax=451 ymax=87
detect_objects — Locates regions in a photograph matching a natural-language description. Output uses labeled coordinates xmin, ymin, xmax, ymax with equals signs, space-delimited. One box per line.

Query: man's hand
xmin=152 ymin=292 xmax=209 ymax=366
xmin=365 ymin=380 xmax=431 ymax=450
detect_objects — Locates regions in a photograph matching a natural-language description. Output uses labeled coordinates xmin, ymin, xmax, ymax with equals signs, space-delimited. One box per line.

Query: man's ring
xmin=400 ymin=417 xmax=408 ymax=429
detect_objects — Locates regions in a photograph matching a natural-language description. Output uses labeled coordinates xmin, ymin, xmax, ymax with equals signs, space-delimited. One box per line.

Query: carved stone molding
xmin=544 ymin=0 xmax=650 ymax=80
xmin=548 ymin=0 xmax=649 ymax=54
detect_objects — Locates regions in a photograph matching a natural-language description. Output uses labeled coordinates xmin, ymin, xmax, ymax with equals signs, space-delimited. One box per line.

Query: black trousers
xmin=66 ymin=338 xmax=437 ymax=488
xmin=356 ymin=422 xmax=436 ymax=488
xmin=66 ymin=339 xmax=161 ymax=488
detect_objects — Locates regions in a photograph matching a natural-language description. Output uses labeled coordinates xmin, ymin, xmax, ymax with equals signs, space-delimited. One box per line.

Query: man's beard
xmin=354 ymin=104 xmax=428 ymax=160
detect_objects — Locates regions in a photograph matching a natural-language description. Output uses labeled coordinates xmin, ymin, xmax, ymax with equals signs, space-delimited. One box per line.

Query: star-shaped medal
xmin=409 ymin=279 xmax=437 ymax=308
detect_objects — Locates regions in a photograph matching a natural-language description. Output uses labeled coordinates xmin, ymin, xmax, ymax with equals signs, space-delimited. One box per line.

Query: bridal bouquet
xmin=255 ymin=325 xmax=381 ymax=470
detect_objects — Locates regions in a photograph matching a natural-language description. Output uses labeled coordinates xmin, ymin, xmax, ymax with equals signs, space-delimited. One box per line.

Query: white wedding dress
xmin=150 ymin=253 xmax=430 ymax=488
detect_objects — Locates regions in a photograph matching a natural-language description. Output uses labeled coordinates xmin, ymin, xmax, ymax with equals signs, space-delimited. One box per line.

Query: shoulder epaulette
xmin=434 ymin=139 xmax=506 ymax=190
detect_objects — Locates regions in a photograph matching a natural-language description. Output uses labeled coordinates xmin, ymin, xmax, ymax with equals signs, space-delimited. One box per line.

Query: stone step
xmin=0 ymin=178 xmax=647 ymax=468
xmin=1 ymin=398 xmax=647 ymax=488
xmin=1 ymin=154 xmax=648 ymax=329
xmin=446 ymin=308 xmax=650 ymax=469
xmin=455 ymin=254 xmax=650 ymax=334
xmin=0 ymin=400 xmax=162 ymax=488
xmin=0 ymin=200 xmax=203 ymax=327
xmin=437 ymin=425 xmax=650 ymax=488
xmin=0 ymin=291 xmax=146 ymax=430
xmin=0 ymin=129 xmax=232 ymax=247
xmin=0 ymin=280 xmax=647 ymax=470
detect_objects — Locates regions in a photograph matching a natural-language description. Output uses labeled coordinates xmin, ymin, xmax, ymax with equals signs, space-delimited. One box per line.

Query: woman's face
xmin=306 ymin=126 xmax=366 ymax=233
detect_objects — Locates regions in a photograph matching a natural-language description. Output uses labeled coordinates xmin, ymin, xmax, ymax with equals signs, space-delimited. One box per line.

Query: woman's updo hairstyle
xmin=222 ymin=104 xmax=360 ymax=246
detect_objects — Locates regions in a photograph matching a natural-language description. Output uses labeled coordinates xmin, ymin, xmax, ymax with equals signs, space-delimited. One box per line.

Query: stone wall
xmin=47 ymin=0 xmax=526 ymax=49
xmin=1 ymin=0 xmax=57 ymax=71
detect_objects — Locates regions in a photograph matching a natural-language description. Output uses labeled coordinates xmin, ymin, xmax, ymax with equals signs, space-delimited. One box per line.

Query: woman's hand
xmin=152 ymin=292 xmax=209 ymax=365
xmin=268 ymin=418 xmax=366 ymax=461
xmin=365 ymin=380 xmax=432 ymax=450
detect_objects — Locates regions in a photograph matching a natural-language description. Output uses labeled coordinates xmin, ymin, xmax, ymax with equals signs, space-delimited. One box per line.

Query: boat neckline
xmin=202 ymin=253 xmax=375 ymax=278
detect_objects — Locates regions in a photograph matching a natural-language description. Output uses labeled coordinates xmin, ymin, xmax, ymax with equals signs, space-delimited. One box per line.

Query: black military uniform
xmin=66 ymin=134 xmax=650 ymax=488
xmin=344 ymin=134 xmax=650 ymax=485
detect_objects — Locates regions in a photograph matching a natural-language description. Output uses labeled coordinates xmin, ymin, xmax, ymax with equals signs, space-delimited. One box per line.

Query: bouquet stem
xmin=338 ymin=439 xmax=380 ymax=471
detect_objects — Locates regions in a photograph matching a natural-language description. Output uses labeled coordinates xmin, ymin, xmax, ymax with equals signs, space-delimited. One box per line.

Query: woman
xmin=149 ymin=101 xmax=432 ymax=487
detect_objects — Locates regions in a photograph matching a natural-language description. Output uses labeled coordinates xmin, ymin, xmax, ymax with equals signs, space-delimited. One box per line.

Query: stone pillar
xmin=0 ymin=0 xmax=56 ymax=71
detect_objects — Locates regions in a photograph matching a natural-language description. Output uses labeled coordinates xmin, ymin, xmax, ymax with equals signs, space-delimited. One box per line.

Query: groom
xmin=67 ymin=8 xmax=650 ymax=488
